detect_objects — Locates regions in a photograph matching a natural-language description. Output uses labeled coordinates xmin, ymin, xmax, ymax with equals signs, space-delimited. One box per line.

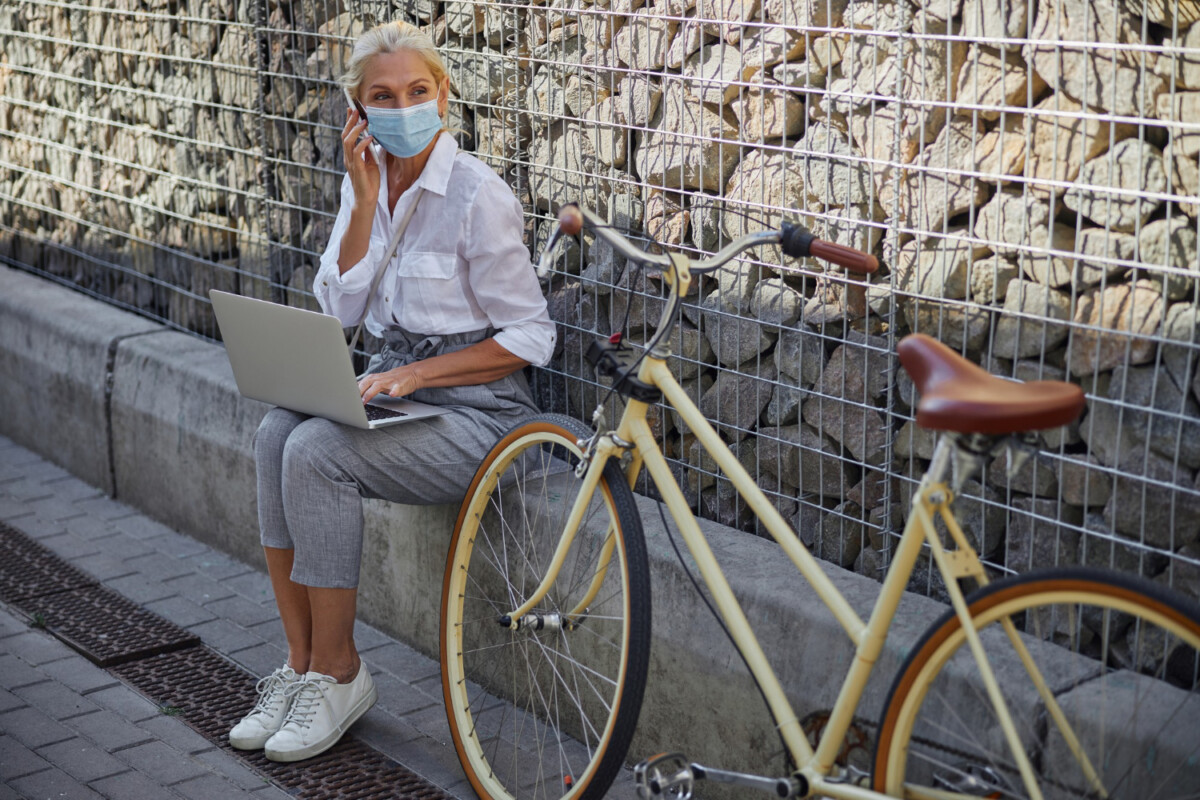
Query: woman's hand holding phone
xmin=342 ymin=103 xmax=380 ymax=210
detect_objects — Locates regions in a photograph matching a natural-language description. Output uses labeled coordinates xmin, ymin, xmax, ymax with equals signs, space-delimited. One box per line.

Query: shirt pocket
xmin=395 ymin=251 xmax=457 ymax=279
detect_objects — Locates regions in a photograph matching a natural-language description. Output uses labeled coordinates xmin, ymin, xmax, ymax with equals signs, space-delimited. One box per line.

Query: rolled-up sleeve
xmin=314 ymin=175 xmax=385 ymax=327
xmin=463 ymin=181 xmax=556 ymax=367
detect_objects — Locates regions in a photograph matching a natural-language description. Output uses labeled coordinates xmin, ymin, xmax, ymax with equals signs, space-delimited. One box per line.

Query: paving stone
xmin=0 ymin=652 xmax=49 ymax=689
xmin=14 ymin=679 xmax=102 ymax=720
xmin=9 ymin=764 xmax=105 ymax=799
xmin=106 ymin=573 xmax=178 ymax=604
xmin=377 ymin=729 xmax=467 ymax=790
xmin=219 ymin=571 xmax=277 ymax=606
xmin=71 ymin=551 xmax=139 ymax=582
xmin=7 ymin=513 xmax=69 ymax=539
xmin=2 ymin=629 xmax=77 ymax=667
xmin=147 ymin=529 xmax=211 ymax=559
xmin=0 ymin=497 xmax=36 ymax=521
xmin=64 ymin=513 xmax=121 ymax=541
xmin=228 ymin=643 xmax=288 ymax=680
xmin=0 ymin=706 xmax=76 ymax=749
xmin=71 ymin=495 xmax=140 ymax=522
xmin=76 ymin=529 xmax=156 ymax=560
xmin=402 ymin=702 xmax=454 ymax=744
xmin=91 ymin=768 xmax=185 ymax=799
xmin=44 ymin=475 xmax=104 ymax=502
xmin=0 ymin=687 xmax=24 ymax=714
xmin=187 ymin=551 xmax=255 ymax=582
xmin=187 ymin=618 xmax=265 ymax=654
xmin=2 ymin=479 xmax=56 ymax=503
xmin=118 ymin=513 xmax=183 ymax=539
xmin=84 ymin=684 xmax=161 ymax=724
xmin=362 ymin=641 xmax=441 ymax=684
xmin=25 ymin=494 xmax=90 ymax=523
xmin=65 ymin=709 xmax=154 ymax=752
xmin=0 ymin=782 xmax=24 ymax=799
xmin=0 ymin=611 xmax=26 ymax=638
xmin=244 ymin=619 xmax=287 ymax=650
xmin=192 ymin=747 xmax=274 ymax=791
xmin=202 ymin=595 xmax=277 ymax=628
xmin=351 ymin=620 xmax=394 ymax=653
xmin=39 ymin=657 xmax=121 ymax=695
xmin=164 ymin=572 xmax=237 ymax=606
xmin=0 ymin=733 xmax=51 ymax=780
xmin=369 ymin=669 xmax=440 ymax=717
xmin=144 ymin=595 xmax=218 ymax=628
xmin=37 ymin=529 xmax=104 ymax=560
xmin=17 ymin=460 xmax=72 ymax=485
xmin=36 ymin=737 xmax=128 ymax=782
xmin=175 ymin=772 xmax=259 ymax=800
xmin=115 ymin=740 xmax=209 ymax=785
xmin=124 ymin=552 xmax=200 ymax=582
xmin=137 ymin=714 xmax=219 ymax=756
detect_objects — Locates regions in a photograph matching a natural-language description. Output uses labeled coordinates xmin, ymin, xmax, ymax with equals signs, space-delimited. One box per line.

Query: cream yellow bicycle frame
xmin=503 ymin=255 xmax=1097 ymax=800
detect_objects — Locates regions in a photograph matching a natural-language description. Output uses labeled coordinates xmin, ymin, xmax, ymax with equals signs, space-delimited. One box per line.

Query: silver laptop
xmin=210 ymin=290 xmax=450 ymax=430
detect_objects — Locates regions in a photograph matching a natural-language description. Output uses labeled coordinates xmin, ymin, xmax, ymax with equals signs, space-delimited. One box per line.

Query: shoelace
xmin=248 ymin=668 xmax=296 ymax=718
xmin=280 ymin=674 xmax=335 ymax=732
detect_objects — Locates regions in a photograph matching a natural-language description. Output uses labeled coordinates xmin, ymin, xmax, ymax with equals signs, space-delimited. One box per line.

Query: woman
xmin=227 ymin=20 xmax=554 ymax=763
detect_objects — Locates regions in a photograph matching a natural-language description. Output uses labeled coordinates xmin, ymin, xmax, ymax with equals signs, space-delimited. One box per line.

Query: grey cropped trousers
xmin=254 ymin=326 xmax=539 ymax=589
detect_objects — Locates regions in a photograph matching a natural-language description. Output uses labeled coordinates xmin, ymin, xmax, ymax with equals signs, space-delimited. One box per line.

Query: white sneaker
xmin=263 ymin=665 xmax=377 ymax=762
xmin=229 ymin=664 xmax=301 ymax=750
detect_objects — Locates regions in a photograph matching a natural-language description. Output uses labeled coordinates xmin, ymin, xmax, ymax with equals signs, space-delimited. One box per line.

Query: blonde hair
xmin=340 ymin=21 xmax=448 ymax=100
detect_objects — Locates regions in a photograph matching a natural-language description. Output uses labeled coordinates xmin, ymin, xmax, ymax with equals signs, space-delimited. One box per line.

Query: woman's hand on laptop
xmin=359 ymin=367 xmax=418 ymax=403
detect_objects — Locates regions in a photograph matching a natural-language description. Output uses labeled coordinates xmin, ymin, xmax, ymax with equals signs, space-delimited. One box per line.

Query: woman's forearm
xmin=358 ymin=337 xmax=530 ymax=402
xmin=337 ymin=205 xmax=375 ymax=274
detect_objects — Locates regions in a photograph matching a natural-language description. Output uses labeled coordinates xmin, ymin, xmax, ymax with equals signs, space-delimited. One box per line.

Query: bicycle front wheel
xmin=440 ymin=414 xmax=651 ymax=800
xmin=874 ymin=567 xmax=1200 ymax=799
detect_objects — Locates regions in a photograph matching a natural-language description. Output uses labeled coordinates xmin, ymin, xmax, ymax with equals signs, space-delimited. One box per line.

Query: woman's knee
xmin=254 ymin=408 xmax=308 ymax=463
xmin=280 ymin=418 xmax=356 ymax=484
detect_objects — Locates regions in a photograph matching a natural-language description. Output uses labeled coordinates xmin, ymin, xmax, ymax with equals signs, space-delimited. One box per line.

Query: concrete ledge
xmin=0 ymin=266 xmax=950 ymax=782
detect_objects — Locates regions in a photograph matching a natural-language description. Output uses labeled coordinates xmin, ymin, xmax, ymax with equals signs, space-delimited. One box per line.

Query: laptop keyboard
xmin=365 ymin=404 xmax=408 ymax=421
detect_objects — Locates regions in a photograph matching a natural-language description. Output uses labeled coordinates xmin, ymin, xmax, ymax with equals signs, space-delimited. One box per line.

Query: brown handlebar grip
xmin=809 ymin=239 xmax=879 ymax=274
xmin=558 ymin=204 xmax=583 ymax=236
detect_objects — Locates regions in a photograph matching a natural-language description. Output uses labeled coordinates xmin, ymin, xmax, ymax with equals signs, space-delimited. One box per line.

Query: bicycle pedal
xmin=634 ymin=752 xmax=694 ymax=799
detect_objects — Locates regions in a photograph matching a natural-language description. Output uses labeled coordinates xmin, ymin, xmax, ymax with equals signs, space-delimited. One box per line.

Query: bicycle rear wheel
xmin=873 ymin=567 xmax=1200 ymax=799
xmin=440 ymin=414 xmax=651 ymax=800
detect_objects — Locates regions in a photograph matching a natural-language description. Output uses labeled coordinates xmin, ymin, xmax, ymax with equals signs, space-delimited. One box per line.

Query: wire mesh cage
xmin=2 ymin=0 xmax=1198 ymax=602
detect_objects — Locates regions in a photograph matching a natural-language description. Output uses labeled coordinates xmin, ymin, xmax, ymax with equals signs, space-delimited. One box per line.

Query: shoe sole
xmin=263 ymin=684 xmax=378 ymax=763
xmin=229 ymin=731 xmax=273 ymax=750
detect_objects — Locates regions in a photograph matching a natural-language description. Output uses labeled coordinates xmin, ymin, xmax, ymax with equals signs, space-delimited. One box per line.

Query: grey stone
xmin=1103 ymin=449 xmax=1200 ymax=549
xmin=698 ymin=291 xmax=777 ymax=367
xmin=698 ymin=359 xmax=777 ymax=440
xmin=1162 ymin=302 xmax=1200 ymax=392
xmin=1135 ymin=217 xmax=1200 ymax=300
xmin=815 ymin=501 xmax=866 ymax=568
xmin=1068 ymin=280 xmax=1164 ymax=377
xmin=1023 ymin=94 xmax=1137 ymax=193
xmin=993 ymin=280 xmax=1073 ymax=359
xmin=758 ymin=424 xmax=858 ymax=497
xmin=1107 ymin=364 xmax=1200 ymax=469
xmin=1005 ymin=497 xmax=1083 ymax=572
xmin=1058 ymin=455 xmax=1114 ymax=508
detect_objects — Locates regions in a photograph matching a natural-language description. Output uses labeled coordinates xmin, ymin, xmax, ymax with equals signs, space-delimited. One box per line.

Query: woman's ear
xmin=438 ymin=75 xmax=451 ymax=117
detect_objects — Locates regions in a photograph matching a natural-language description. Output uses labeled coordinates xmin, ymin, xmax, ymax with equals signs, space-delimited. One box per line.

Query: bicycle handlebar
xmin=540 ymin=203 xmax=880 ymax=277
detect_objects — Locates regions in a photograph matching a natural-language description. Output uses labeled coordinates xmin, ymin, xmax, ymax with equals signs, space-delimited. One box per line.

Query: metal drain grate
xmin=23 ymin=584 xmax=200 ymax=667
xmin=2 ymin=516 xmax=456 ymax=799
xmin=0 ymin=521 xmax=97 ymax=602
xmin=114 ymin=647 xmax=456 ymax=800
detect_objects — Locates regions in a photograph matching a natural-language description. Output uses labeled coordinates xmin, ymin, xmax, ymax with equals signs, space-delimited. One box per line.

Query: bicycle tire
xmin=440 ymin=414 xmax=651 ymax=800
xmin=873 ymin=567 xmax=1200 ymax=799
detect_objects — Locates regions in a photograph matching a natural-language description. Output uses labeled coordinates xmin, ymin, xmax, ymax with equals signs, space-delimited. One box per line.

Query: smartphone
xmin=353 ymin=99 xmax=368 ymax=122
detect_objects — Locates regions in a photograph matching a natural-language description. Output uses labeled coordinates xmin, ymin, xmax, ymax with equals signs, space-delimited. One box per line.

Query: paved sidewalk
xmin=0 ymin=434 xmax=478 ymax=799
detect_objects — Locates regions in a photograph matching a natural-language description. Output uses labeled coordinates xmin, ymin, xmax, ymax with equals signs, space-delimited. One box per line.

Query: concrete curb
xmin=0 ymin=265 xmax=951 ymax=784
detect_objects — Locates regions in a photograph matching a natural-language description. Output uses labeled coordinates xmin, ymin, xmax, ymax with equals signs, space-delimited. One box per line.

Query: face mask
xmin=366 ymin=97 xmax=443 ymax=158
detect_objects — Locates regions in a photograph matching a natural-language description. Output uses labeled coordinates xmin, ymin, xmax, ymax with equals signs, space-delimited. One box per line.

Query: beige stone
xmin=956 ymin=46 xmax=1047 ymax=121
xmin=1121 ymin=0 xmax=1200 ymax=27
xmin=961 ymin=0 xmax=1029 ymax=39
xmin=722 ymin=147 xmax=805 ymax=265
xmin=1168 ymin=147 xmax=1200 ymax=219
xmin=583 ymin=97 xmax=628 ymax=169
xmin=1156 ymin=22 xmax=1200 ymax=90
xmin=645 ymin=191 xmax=692 ymax=246
xmin=739 ymin=25 xmax=805 ymax=78
xmin=1023 ymin=94 xmax=1136 ymax=195
xmin=895 ymin=230 xmax=992 ymax=300
xmin=681 ymin=39 xmax=748 ymax=104
xmin=735 ymin=86 xmax=804 ymax=141
xmin=612 ymin=4 xmax=678 ymax=70
xmin=1159 ymin=92 xmax=1200 ymax=158
xmin=878 ymin=117 xmax=989 ymax=232
xmin=968 ymin=255 xmax=1020 ymax=303
xmin=1027 ymin=0 xmax=1165 ymax=117
xmin=636 ymin=85 xmax=741 ymax=191
xmin=698 ymin=0 xmax=761 ymax=41
xmin=1074 ymin=227 xmax=1137 ymax=286
xmin=665 ymin=16 xmax=715 ymax=69
xmin=902 ymin=296 xmax=992 ymax=352
xmin=764 ymin=0 xmax=848 ymax=27
xmin=993 ymin=279 xmax=1073 ymax=358
xmin=1135 ymin=217 xmax=1200 ymax=300
xmin=1069 ymin=280 xmax=1164 ymax=376
xmin=800 ymin=122 xmax=873 ymax=210
xmin=1063 ymin=139 xmax=1167 ymax=232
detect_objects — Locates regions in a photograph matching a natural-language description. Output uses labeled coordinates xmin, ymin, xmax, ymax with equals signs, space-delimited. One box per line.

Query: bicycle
xmin=438 ymin=202 xmax=1200 ymax=800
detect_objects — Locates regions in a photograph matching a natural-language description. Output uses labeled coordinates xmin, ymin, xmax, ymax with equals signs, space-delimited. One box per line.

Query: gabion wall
xmin=2 ymin=0 xmax=1199 ymax=601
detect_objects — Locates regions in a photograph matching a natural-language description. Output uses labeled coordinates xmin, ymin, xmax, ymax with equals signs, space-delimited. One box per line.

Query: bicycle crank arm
xmin=635 ymin=753 xmax=805 ymax=799
xmin=692 ymin=763 xmax=806 ymax=798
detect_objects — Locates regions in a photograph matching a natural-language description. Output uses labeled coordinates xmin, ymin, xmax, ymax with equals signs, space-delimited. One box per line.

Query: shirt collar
xmin=373 ymin=132 xmax=456 ymax=200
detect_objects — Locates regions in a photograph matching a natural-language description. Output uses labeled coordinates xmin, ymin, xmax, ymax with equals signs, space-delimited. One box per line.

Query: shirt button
xmin=385 ymin=296 xmax=391 ymax=302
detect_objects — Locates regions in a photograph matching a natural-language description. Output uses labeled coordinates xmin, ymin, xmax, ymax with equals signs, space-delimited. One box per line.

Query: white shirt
xmin=314 ymin=134 xmax=555 ymax=367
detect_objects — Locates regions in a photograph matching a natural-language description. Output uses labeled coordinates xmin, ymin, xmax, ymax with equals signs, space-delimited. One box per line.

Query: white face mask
xmin=366 ymin=96 xmax=442 ymax=158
